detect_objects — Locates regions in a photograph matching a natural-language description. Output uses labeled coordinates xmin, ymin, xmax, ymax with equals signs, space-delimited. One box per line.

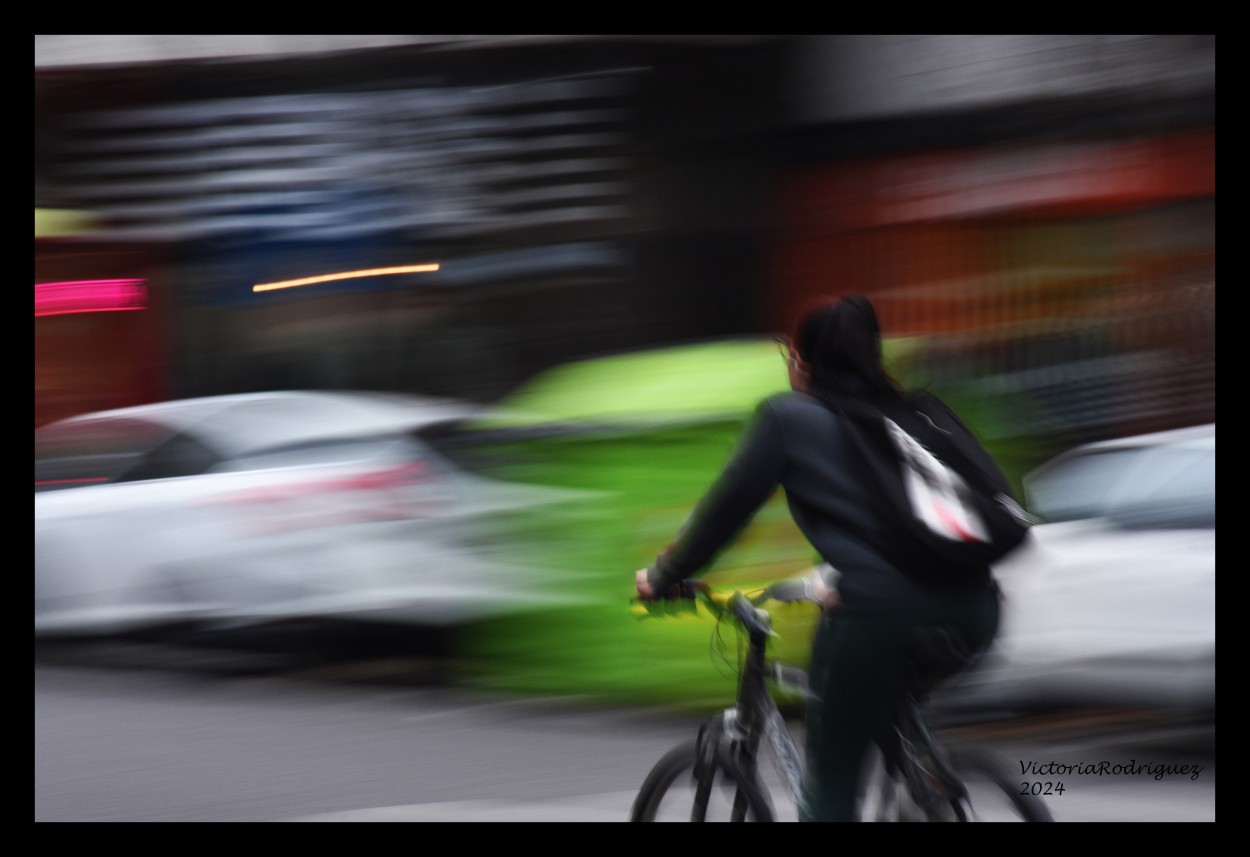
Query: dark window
xmin=35 ymin=418 xmax=170 ymax=491
xmin=116 ymin=433 xmax=222 ymax=482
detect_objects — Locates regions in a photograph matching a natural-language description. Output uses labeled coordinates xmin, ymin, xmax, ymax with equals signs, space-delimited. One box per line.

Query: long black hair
xmin=793 ymin=293 xmax=903 ymax=403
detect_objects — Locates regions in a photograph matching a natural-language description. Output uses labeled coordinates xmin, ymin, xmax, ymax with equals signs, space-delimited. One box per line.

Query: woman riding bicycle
xmin=634 ymin=293 xmax=1002 ymax=822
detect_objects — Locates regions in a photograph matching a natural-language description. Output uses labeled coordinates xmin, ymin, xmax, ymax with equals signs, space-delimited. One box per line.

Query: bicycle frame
xmin=693 ymin=581 xmax=971 ymax=823
xmin=635 ymin=578 xmax=1054 ymax=822
xmin=689 ymin=584 xmax=809 ymax=819
xmin=863 ymin=695 xmax=966 ymax=821
xmin=720 ymin=617 xmax=806 ymax=809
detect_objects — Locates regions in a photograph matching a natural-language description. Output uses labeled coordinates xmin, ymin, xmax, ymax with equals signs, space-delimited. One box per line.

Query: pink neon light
xmin=35 ymin=279 xmax=148 ymax=317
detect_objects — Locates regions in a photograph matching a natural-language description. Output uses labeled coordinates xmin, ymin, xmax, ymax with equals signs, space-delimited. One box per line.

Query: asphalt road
xmin=34 ymin=646 xmax=1214 ymax=823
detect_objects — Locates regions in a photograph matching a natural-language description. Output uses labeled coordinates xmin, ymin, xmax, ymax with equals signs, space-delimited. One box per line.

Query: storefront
xmin=765 ymin=127 xmax=1215 ymax=449
xmin=35 ymin=212 xmax=171 ymax=428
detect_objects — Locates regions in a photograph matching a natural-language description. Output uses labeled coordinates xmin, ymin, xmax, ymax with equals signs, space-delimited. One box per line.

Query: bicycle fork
xmin=692 ymin=708 xmax=761 ymax=822
xmin=691 ymin=719 xmax=721 ymax=821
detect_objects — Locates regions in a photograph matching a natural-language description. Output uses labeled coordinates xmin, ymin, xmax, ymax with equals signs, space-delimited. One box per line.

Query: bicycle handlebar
xmin=635 ymin=573 xmax=826 ymax=639
xmin=675 ymin=574 xmax=825 ymax=604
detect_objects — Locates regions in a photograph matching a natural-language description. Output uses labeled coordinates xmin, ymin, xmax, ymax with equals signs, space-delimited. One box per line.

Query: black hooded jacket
xmin=646 ymin=391 xmax=994 ymax=607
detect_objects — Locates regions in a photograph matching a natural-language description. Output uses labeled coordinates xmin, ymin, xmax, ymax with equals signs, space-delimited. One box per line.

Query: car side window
xmin=1104 ymin=446 xmax=1215 ymax=529
xmin=116 ymin=432 xmax=222 ymax=482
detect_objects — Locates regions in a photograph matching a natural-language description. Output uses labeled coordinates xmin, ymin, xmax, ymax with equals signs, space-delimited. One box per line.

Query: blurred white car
xmin=938 ymin=423 xmax=1215 ymax=714
xmin=35 ymin=391 xmax=592 ymax=639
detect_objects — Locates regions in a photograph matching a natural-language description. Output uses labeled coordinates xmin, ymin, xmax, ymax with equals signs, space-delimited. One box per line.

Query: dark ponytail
xmin=794 ymin=293 xmax=902 ymax=403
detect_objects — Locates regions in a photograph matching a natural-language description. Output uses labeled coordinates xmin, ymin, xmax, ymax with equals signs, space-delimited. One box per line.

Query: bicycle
xmin=629 ymin=575 xmax=1054 ymax=822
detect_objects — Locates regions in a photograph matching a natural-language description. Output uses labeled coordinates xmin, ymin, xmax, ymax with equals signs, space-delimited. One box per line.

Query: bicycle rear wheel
xmin=630 ymin=739 xmax=774 ymax=822
xmin=945 ymin=747 xmax=1054 ymax=822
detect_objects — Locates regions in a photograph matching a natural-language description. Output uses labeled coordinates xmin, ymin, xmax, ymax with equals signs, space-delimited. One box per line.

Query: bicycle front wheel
xmin=630 ymin=739 xmax=775 ymax=822
xmin=945 ymin=747 xmax=1054 ymax=822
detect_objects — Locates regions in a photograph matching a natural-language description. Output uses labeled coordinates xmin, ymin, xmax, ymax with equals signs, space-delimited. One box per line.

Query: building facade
xmin=36 ymin=36 xmax=1214 ymax=455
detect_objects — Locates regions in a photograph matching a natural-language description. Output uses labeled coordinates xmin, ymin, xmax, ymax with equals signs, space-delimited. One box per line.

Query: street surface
xmin=35 ymin=646 xmax=1214 ymax=822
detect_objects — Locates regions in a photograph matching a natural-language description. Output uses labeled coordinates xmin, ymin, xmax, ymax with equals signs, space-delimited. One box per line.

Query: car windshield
xmin=36 ymin=418 xmax=168 ymax=458
xmin=1025 ymin=447 xmax=1144 ymax=522
xmin=35 ymin=417 xmax=173 ymax=491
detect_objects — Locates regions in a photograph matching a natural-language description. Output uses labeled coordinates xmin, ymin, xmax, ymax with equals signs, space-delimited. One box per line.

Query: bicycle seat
xmin=902 ymin=626 xmax=973 ymax=699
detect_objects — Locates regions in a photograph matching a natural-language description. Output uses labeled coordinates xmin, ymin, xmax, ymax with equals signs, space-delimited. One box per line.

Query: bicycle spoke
xmin=632 ymin=740 xmax=774 ymax=822
xmin=945 ymin=748 xmax=1055 ymax=822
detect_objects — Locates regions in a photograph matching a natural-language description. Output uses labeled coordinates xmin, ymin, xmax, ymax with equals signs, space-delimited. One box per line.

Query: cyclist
xmin=634 ymin=293 xmax=1001 ymax=822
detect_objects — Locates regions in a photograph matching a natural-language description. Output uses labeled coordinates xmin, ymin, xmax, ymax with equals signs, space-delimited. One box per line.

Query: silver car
xmin=938 ymin=423 xmax=1215 ymax=714
xmin=35 ymin=390 xmax=591 ymax=639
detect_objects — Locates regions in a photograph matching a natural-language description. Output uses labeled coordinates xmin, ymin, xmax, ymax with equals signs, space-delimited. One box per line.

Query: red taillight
xmin=334 ymin=461 xmax=428 ymax=492
xmin=209 ymin=461 xmax=439 ymax=535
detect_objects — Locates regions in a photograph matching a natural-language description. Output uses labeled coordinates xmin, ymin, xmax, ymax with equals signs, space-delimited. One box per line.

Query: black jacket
xmin=648 ymin=391 xmax=985 ymax=607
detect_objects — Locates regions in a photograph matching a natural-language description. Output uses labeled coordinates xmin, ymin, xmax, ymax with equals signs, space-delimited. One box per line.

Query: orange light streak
xmin=252 ymin=263 xmax=440 ymax=293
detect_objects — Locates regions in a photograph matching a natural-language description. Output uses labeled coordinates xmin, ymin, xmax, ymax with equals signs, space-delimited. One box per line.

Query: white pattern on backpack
xmin=883 ymin=416 xmax=989 ymax=543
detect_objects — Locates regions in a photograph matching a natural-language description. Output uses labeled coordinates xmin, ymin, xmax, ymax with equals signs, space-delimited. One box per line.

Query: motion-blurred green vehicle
xmin=443 ymin=334 xmax=1042 ymax=710
xmin=448 ymin=338 xmax=878 ymax=709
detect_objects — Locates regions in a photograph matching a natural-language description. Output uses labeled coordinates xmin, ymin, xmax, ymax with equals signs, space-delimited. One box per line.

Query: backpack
xmin=825 ymin=391 xmax=1036 ymax=586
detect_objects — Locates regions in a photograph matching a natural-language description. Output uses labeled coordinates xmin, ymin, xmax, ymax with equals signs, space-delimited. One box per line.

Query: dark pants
xmin=798 ymin=587 xmax=1000 ymax=822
